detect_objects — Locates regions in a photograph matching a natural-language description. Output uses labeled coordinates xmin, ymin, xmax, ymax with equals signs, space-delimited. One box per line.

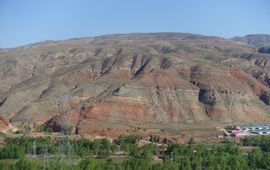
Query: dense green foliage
xmin=3 ymin=137 xmax=57 ymax=157
xmin=0 ymin=144 xmax=25 ymax=159
xmin=2 ymin=135 xmax=270 ymax=169
xmin=242 ymin=135 xmax=270 ymax=151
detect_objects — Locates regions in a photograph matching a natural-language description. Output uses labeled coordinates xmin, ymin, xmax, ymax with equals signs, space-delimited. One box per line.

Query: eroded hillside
xmin=1 ymin=33 xmax=270 ymax=134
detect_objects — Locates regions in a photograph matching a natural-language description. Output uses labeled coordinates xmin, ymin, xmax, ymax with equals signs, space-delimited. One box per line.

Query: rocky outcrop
xmin=0 ymin=97 xmax=7 ymax=107
xmin=43 ymin=115 xmax=66 ymax=132
xmin=198 ymin=89 xmax=216 ymax=106
xmin=258 ymin=46 xmax=270 ymax=54
xmin=260 ymin=92 xmax=270 ymax=105
xmin=198 ymin=89 xmax=216 ymax=114
xmin=0 ymin=115 xmax=11 ymax=131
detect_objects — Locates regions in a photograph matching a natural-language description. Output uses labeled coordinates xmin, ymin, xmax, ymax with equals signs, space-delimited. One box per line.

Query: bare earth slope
xmin=232 ymin=34 xmax=270 ymax=54
xmin=1 ymin=33 xmax=270 ymax=135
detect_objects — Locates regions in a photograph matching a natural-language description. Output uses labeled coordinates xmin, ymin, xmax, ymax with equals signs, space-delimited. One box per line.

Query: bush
xmin=0 ymin=144 xmax=25 ymax=159
xmin=15 ymin=158 xmax=37 ymax=170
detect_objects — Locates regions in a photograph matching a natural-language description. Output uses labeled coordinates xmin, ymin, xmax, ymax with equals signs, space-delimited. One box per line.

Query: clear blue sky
xmin=0 ymin=0 xmax=270 ymax=48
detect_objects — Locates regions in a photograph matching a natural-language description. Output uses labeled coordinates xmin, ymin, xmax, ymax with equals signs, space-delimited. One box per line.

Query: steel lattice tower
xmin=55 ymin=95 xmax=78 ymax=166
xmin=43 ymin=144 xmax=49 ymax=170
xmin=32 ymin=140 xmax=37 ymax=158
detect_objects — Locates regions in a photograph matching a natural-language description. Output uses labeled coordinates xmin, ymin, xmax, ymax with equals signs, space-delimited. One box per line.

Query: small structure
xmin=231 ymin=132 xmax=250 ymax=137
xmin=250 ymin=129 xmax=270 ymax=135
xmin=224 ymin=124 xmax=270 ymax=137
xmin=226 ymin=130 xmax=246 ymax=135
xmin=240 ymin=124 xmax=270 ymax=131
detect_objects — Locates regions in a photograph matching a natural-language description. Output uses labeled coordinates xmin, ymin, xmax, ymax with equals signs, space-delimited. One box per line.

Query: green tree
xmin=180 ymin=157 xmax=192 ymax=170
xmin=79 ymin=159 xmax=96 ymax=170
xmin=142 ymin=148 xmax=153 ymax=161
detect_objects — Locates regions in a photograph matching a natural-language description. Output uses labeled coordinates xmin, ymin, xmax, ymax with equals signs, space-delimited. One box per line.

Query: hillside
xmin=1 ymin=33 xmax=270 ymax=136
xmin=232 ymin=34 xmax=270 ymax=47
xmin=232 ymin=34 xmax=270 ymax=54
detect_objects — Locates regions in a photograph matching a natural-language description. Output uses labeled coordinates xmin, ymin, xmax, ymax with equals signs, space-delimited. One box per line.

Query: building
xmin=240 ymin=125 xmax=270 ymax=131
xmin=250 ymin=129 xmax=270 ymax=135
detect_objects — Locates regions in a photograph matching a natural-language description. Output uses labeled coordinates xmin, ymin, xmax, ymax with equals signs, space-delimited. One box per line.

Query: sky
xmin=0 ymin=0 xmax=270 ymax=48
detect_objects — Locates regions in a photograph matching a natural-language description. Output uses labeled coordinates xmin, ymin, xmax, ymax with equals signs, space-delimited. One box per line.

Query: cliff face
xmin=1 ymin=33 xmax=270 ymax=134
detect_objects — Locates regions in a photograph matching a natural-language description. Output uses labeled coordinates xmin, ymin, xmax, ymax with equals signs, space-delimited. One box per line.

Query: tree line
xmin=1 ymin=136 xmax=270 ymax=169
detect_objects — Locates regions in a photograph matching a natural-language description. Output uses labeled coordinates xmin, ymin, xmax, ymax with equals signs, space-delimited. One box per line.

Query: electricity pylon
xmin=55 ymin=95 xmax=78 ymax=166
xmin=43 ymin=144 xmax=49 ymax=170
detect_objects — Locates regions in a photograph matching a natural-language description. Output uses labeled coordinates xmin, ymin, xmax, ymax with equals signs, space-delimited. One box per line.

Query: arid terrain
xmin=1 ymin=33 xmax=270 ymax=140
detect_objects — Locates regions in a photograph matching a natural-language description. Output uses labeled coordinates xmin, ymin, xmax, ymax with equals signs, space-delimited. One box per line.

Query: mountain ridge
xmin=0 ymin=32 xmax=270 ymax=135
